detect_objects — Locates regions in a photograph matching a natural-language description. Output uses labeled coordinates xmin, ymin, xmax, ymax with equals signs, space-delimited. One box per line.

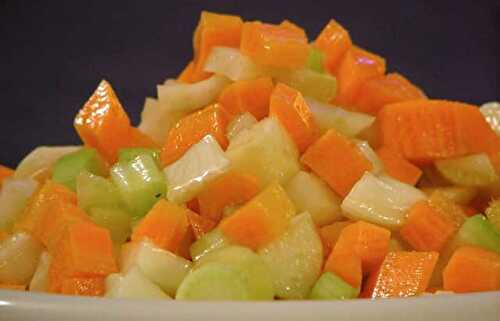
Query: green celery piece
xmin=190 ymin=229 xmax=230 ymax=261
xmin=118 ymin=148 xmax=160 ymax=164
xmin=270 ymin=68 xmax=337 ymax=102
xmin=309 ymin=272 xmax=359 ymax=300
xmin=88 ymin=207 xmax=131 ymax=244
xmin=306 ymin=47 xmax=325 ymax=74
xmin=110 ymin=154 xmax=166 ymax=219
xmin=456 ymin=215 xmax=500 ymax=253
xmin=76 ymin=171 xmax=123 ymax=211
xmin=52 ymin=148 xmax=106 ymax=191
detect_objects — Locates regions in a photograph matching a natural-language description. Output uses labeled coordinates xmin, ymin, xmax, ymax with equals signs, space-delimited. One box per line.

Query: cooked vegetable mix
xmin=1 ymin=11 xmax=499 ymax=301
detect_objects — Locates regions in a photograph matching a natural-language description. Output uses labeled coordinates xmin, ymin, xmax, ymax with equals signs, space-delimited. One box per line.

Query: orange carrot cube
xmin=178 ymin=61 xmax=196 ymax=83
xmin=218 ymin=77 xmax=274 ymax=121
xmin=319 ymin=221 xmax=353 ymax=258
xmin=443 ymin=246 xmax=500 ymax=293
xmin=376 ymin=146 xmax=422 ymax=185
xmin=60 ymin=277 xmax=106 ymax=296
xmin=314 ymin=19 xmax=352 ymax=75
xmin=334 ymin=46 xmax=386 ymax=107
xmin=362 ymin=251 xmax=438 ymax=298
xmin=269 ymin=83 xmax=320 ymax=153
xmin=160 ymin=103 xmax=229 ymax=166
xmin=197 ymin=170 xmax=260 ymax=222
xmin=220 ymin=182 xmax=295 ymax=250
xmin=324 ymin=251 xmax=362 ymax=289
xmin=0 ymin=165 xmax=14 ymax=189
xmin=131 ymin=199 xmax=189 ymax=253
xmin=301 ymin=128 xmax=373 ymax=197
xmin=240 ymin=21 xmax=309 ymax=68
xmin=187 ymin=211 xmax=216 ymax=240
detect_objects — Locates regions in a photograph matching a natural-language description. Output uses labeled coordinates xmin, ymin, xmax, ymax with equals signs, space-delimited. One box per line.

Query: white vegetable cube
xmin=285 ymin=171 xmax=342 ymax=226
xmin=226 ymin=112 xmax=258 ymax=141
xmin=164 ymin=135 xmax=230 ymax=204
xmin=341 ymin=172 xmax=426 ymax=229
xmin=203 ymin=47 xmax=265 ymax=81
xmin=480 ymin=101 xmax=500 ymax=136
xmin=305 ymin=97 xmax=375 ymax=137
xmin=435 ymin=153 xmax=499 ymax=187
xmin=14 ymin=146 xmax=81 ymax=179
xmin=226 ymin=117 xmax=300 ymax=186
xmin=0 ymin=177 xmax=38 ymax=231
xmin=29 ymin=251 xmax=51 ymax=292
xmin=258 ymin=212 xmax=323 ymax=299
xmin=105 ymin=267 xmax=171 ymax=299
xmin=0 ymin=232 xmax=43 ymax=285
xmin=120 ymin=241 xmax=192 ymax=296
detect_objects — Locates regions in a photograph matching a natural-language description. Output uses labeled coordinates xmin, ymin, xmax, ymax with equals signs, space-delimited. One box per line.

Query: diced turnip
xmin=226 ymin=112 xmax=258 ymax=141
xmin=435 ymin=153 xmax=499 ymax=187
xmin=177 ymin=246 xmax=274 ymax=300
xmin=204 ymin=47 xmax=265 ymax=81
xmin=0 ymin=232 xmax=43 ymax=285
xmin=305 ymin=98 xmax=375 ymax=137
xmin=420 ymin=186 xmax=478 ymax=205
xmin=341 ymin=172 xmax=426 ymax=229
xmin=190 ymin=228 xmax=231 ymax=262
xmin=14 ymin=145 xmax=81 ymax=179
xmin=285 ymin=171 xmax=342 ymax=226
xmin=105 ymin=267 xmax=171 ymax=299
xmin=480 ymin=101 xmax=500 ymax=136
xmin=0 ymin=177 xmax=38 ymax=231
xmin=354 ymin=140 xmax=384 ymax=175
xmin=120 ymin=241 xmax=192 ymax=296
xmin=29 ymin=251 xmax=51 ymax=292
xmin=164 ymin=135 xmax=230 ymax=204
xmin=258 ymin=212 xmax=323 ymax=299
xmin=226 ymin=118 xmax=300 ymax=186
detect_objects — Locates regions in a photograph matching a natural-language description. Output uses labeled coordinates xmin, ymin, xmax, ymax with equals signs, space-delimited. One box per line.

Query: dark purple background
xmin=0 ymin=0 xmax=498 ymax=168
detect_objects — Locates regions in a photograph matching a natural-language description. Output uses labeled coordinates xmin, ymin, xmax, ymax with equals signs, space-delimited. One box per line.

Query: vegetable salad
xmin=1 ymin=11 xmax=499 ymax=300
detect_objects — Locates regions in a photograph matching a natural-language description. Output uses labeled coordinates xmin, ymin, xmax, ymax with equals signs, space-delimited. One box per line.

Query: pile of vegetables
xmin=0 ymin=11 xmax=499 ymax=301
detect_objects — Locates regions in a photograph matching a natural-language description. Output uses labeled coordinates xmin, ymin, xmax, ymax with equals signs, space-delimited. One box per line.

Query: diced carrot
xmin=160 ymin=103 xmax=229 ymax=166
xmin=428 ymin=191 xmax=466 ymax=228
xmin=362 ymin=251 xmax=438 ymax=298
xmin=49 ymin=222 xmax=117 ymax=292
xmin=240 ymin=21 xmax=309 ymax=68
xmin=187 ymin=211 xmax=216 ymax=240
xmin=0 ymin=284 xmax=26 ymax=291
xmin=301 ymin=128 xmax=373 ymax=197
xmin=34 ymin=200 xmax=92 ymax=251
xmin=269 ymin=83 xmax=320 ymax=153
xmin=400 ymin=201 xmax=459 ymax=252
xmin=334 ymin=46 xmax=386 ymax=107
xmin=324 ymin=251 xmax=363 ymax=289
xmin=279 ymin=20 xmax=307 ymax=36
xmin=319 ymin=221 xmax=353 ymax=258
xmin=355 ymin=73 xmax=427 ymax=115
xmin=60 ymin=277 xmax=105 ymax=296
xmin=376 ymin=146 xmax=422 ymax=185
xmin=0 ymin=230 xmax=9 ymax=242
xmin=15 ymin=180 xmax=77 ymax=235
xmin=74 ymin=80 xmax=132 ymax=164
xmin=191 ymin=11 xmax=243 ymax=82
xmin=175 ymin=227 xmax=195 ymax=260
xmin=462 ymin=205 xmax=479 ymax=217
xmin=0 ymin=165 xmax=14 ymax=189
xmin=220 ymin=182 xmax=295 ymax=250
xmin=378 ymin=100 xmax=499 ymax=164
xmin=178 ymin=61 xmax=196 ymax=83
xmin=197 ymin=170 xmax=260 ymax=223
xmin=218 ymin=77 xmax=274 ymax=121
xmin=186 ymin=198 xmax=200 ymax=213
xmin=131 ymin=199 xmax=189 ymax=253
xmin=127 ymin=127 xmax=160 ymax=150
xmin=443 ymin=246 xmax=500 ymax=293
xmin=314 ymin=19 xmax=352 ymax=75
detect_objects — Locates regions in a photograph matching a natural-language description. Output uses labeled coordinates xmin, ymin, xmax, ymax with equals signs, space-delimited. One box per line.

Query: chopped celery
xmin=306 ymin=47 xmax=325 ymax=73
xmin=14 ymin=145 xmax=81 ymax=179
xmin=120 ymin=241 xmax=192 ymax=296
xmin=52 ymin=148 xmax=107 ymax=191
xmin=118 ymin=148 xmax=160 ymax=164
xmin=341 ymin=172 xmax=426 ymax=229
xmin=305 ymin=97 xmax=375 ymax=137
xmin=455 ymin=215 xmax=500 ymax=253
xmin=435 ymin=153 xmax=499 ymax=187
xmin=190 ymin=228 xmax=231 ymax=261
xmin=164 ymin=135 xmax=230 ymax=204
xmin=204 ymin=47 xmax=265 ymax=81
xmin=0 ymin=232 xmax=43 ymax=285
xmin=105 ymin=267 xmax=171 ymax=299
xmin=0 ymin=177 xmax=38 ymax=231
xmin=269 ymin=68 xmax=336 ymax=102
xmin=88 ymin=207 xmax=131 ymax=244
xmin=76 ymin=171 xmax=123 ymax=211
xmin=285 ymin=171 xmax=342 ymax=226
xmin=309 ymin=272 xmax=359 ymax=300
xmin=258 ymin=212 xmax=323 ymax=299
xmin=111 ymin=154 xmax=166 ymax=219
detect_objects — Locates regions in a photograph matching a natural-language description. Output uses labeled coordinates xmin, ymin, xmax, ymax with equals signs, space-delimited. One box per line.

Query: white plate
xmin=1 ymin=290 xmax=499 ymax=321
